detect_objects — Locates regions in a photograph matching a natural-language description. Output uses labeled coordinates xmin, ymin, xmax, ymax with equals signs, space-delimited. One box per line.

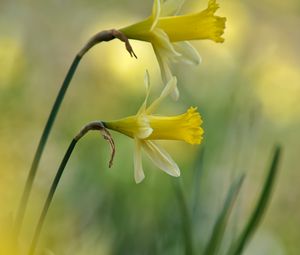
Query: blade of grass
xmin=192 ymin=147 xmax=205 ymax=219
xmin=173 ymin=179 xmax=194 ymax=255
xmin=203 ymin=175 xmax=245 ymax=255
xmin=228 ymin=145 xmax=282 ymax=255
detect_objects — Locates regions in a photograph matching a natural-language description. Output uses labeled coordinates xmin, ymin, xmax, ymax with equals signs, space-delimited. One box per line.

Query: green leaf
xmin=174 ymin=179 xmax=194 ymax=255
xmin=192 ymin=147 xmax=205 ymax=218
xmin=203 ymin=175 xmax=245 ymax=255
xmin=228 ymin=145 xmax=282 ymax=255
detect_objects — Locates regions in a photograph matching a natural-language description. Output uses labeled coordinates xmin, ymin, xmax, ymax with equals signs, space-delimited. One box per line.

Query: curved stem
xmin=14 ymin=29 xmax=135 ymax=240
xmin=28 ymin=121 xmax=115 ymax=255
xmin=28 ymin=139 xmax=78 ymax=255
xmin=14 ymin=54 xmax=81 ymax=239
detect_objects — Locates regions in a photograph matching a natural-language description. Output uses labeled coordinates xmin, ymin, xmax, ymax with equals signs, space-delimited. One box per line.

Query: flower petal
xmin=152 ymin=45 xmax=173 ymax=84
xmin=141 ymin=140 xmax=180 ymax=177
xmin=173 ymin=41 xmax=202 ymax=65
xmin=170 ymin=84 xmax=179 ymax=101
xmin=152 ymin=40 xmax=179 ymax=101
xmin=151 ymin=0 xmax=161 ymax=31
xmin=146 ymin=76 xmax=178 ymax=114
xmin=134 ymin=138 xmax=145 ymax=183
xmin=160 ymin=0 xmax=185 ymax=16
xmin=136 ymin=115 xmax=153 ymax=139
xmin=137 ymin=71 xmax=151 ymax=115
xmin=153 ymin=28 xmax=181 ymax=59
xmin=144 ymin=69 xmax=150 ymax=90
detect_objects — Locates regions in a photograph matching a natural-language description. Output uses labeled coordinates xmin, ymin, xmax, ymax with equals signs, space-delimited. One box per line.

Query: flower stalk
xmin=28 ymin=121 xmax=115 ymax=255
xmin=14 ymin=29 xmax=134 ymax=241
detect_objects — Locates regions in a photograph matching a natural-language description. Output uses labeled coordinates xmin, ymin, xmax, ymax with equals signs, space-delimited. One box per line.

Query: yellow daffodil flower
xmin=120 ymin=0 xmax=226 ymax=99
xmin=104 ymin=72 xmax=203 ymax=183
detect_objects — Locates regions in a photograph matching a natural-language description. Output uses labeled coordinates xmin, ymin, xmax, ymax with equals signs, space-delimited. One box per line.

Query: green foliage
xmin=204 ymin=175 xmax=245 ymax=255
xmin=1 ymin=0 xmax=296 ymax=253
xmin=228 ymin=146 xmax=282 ymax=255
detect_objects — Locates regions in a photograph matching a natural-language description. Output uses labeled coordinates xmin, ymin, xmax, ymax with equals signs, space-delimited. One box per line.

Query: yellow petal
xmin=134 ymin=138 xmax=145 ymax=183
xmin=137 ymin=70 xmax=151 ymax=115
xmin=173 ymin=41 xmax=201 ymax=65
xmin=160 ymin=0 xmax=185 ymax=16
xmin=146 ymin=76 xmax=177 ymax=114
xmin=151 ymin=0 xmax=161 ymax=31
xmin=137 ymin=115 xmax=154 ymax=139
xmin=141 ymin=140 xmax=180 ymax=177
xmin=152 ymin=28 xmax=181 ymax=58
xmin=152 ymin=44 xmax=173 ymax=83
xmin=170 ymin=84 xmax=179 ymax=101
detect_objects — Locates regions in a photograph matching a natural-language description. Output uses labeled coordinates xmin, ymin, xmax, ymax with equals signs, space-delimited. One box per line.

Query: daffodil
xmin=120 ymin=0 xmax=226 ymax=99
xmin=104 ymin=72 xmax=203 ymax=183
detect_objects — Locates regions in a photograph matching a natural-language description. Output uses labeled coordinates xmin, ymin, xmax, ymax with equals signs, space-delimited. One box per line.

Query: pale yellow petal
xmin=137 ymin=70 xmax=151 ymax=115
xmin=136 ymin=115 xmax=153 ymax=139
xmin=152 ymin=45 xmax=173 ymax=84
xmin=152 ymin=28 xmax=181 ymax=58
xmin=134 ymin=138 xmax=145 ymax=183
xmin=160 ymin=0 xmax=185 ymax=16
xmin=173 ymin=41 xmax=202 ymax=65
xmin=144 ymin=69 xmax=151 ymax=90
xmin=146 ymin=76 xmax=177 ymax=114
xmin=170 ymin=84 xmax=179 ymax=101
xmin=151 ymin=0 xmax=161 ymax=31
xmin=152 ymin=45 xmax=180 ymax=100
xmin=141 ymin=140 xmax=180 ymax=177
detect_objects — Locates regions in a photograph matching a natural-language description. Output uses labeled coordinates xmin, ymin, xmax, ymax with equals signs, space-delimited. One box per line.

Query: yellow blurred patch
xmin=82 ymin=20 xmax=159 ymax=91
xmin=0 ymin=36 xmax=24 ymax=87
xmin=105 ymin=40 xmax=156 ymax=87
xmin=255 ymin=59 xmax=300 ymax=125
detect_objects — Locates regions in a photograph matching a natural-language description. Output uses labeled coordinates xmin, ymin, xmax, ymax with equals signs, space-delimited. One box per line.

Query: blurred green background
xmin=1 ymin=0 xmax=300 ymax=254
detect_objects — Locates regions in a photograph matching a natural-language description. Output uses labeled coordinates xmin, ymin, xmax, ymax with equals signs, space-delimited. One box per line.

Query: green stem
xmin=27 ymin=121 xmax=114 ymax=255
xmin=13 ymin=54 xmax=82 ymax=239
xmin=174 ymin=180 xmax=194 ymax=255
xmin=14 ymin=29 xmax=136 ymax=241
xmin=28 ymin=139 xmax=78 ymax=255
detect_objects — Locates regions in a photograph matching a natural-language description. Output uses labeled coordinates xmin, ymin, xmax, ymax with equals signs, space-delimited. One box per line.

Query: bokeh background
xmin=1 ymin=0 xmax=300 ymax=254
